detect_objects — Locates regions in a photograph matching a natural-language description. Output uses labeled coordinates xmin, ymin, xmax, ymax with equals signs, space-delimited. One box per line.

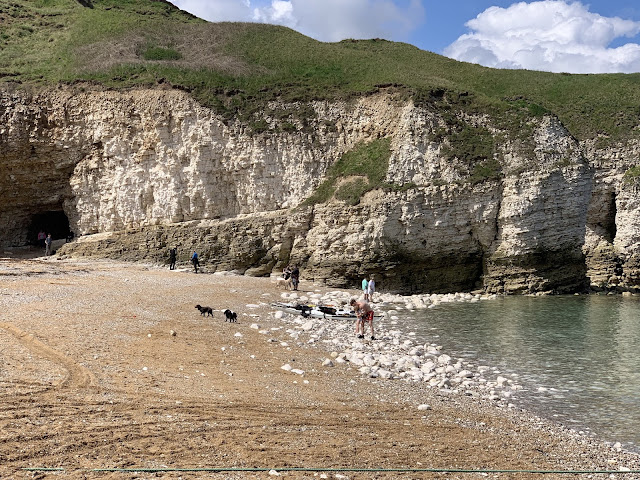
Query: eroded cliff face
xmin=2 ymin=84 xmax=639 ymax=294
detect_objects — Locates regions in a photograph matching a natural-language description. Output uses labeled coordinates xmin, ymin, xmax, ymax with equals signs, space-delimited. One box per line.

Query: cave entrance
xmin=27 ymin=210 xmax=70 ymax=245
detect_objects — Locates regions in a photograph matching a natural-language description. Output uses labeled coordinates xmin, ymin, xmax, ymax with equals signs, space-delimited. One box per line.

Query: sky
xmin=170 ymin=0 xmax=640 ymax=74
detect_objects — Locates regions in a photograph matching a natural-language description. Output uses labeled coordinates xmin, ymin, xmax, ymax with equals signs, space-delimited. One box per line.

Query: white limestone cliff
xmin=1 ymin=84 xmax=639 ymax=294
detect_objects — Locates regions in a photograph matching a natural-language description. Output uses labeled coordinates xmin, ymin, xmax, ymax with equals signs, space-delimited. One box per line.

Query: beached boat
xmin=272 ymin=302 xmax=357 ymax=319
xmin=272 ymin=302 xmax=382 ymax=320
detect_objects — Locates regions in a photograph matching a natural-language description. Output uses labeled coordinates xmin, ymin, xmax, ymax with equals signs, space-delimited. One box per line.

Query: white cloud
xmin=174 ymin=0 xmax=425 ymax=44
xmin=263 ymin=0 xmax=425 ymax=43
xmin=443 ymin=1 xmax=640 ymax=73
xmin=171 ymin=0 xmax=252 ymax=22
xmin=252 ymin=1 xmax=295 ymax=25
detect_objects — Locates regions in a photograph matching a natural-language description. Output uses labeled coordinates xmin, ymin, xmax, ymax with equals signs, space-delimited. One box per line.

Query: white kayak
xmin=272 ymin=302 xmax=381 ymax=320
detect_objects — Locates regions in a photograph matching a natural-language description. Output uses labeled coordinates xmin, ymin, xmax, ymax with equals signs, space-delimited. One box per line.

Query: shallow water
xmin=398 ymin=294 xmax=640 ymax=451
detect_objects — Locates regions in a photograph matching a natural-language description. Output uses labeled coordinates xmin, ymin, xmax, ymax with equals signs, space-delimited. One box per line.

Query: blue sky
xmin=171 ymin=0 xmax=640 ymax=73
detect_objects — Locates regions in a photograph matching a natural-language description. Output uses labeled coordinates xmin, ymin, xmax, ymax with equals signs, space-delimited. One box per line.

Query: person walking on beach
xmin=367 ymin=276 xmax=376 ymax=303
xmin=169 ymin=247 xmax=177 ymax=270
xmin=44 ymin=234 xmax=52 ymax=256
xmin=291 ymin=265 xmax=300 ymax=291
xmin=350 ymin=298 xmax=375 ymax=340
xmin=362 ymin=278 xmax=369 ymax=301
xmin=191 ymin=251 xmax=200 ymax=273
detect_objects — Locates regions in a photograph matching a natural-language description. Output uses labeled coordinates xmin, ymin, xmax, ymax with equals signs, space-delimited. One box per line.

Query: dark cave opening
xmin=27 ymin=210 xmax=71 ymax=245
xmin=604 ymin=192 xmax=617 ymax=243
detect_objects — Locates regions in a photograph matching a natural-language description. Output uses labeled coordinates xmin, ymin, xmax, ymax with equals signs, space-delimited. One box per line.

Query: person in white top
xmin=367 ymin=277 xmax=376 ymax=302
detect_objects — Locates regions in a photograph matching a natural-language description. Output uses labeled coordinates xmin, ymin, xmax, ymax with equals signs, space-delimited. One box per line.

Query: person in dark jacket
xmin=191 ymin=251 xmax=199 ymax=273
xmin=169 ymin=248 xmax=177 ymax=270
xmin=291 ymin=265 xmax=300 ymax=291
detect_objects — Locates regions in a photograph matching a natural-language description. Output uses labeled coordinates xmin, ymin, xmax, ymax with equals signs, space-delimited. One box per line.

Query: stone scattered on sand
xmin=270 ymin=289 xmax=531 ymax=406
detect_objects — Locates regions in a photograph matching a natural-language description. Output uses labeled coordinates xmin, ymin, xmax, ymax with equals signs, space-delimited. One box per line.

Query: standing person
xmin=291 ymin=265 xmax=300 ymax=291
xmin=37 ymin=230 xmax=46 ymax=248
xmin=350 ymin=298 xmax=375 ymax=340
xmin=44 ymin=234 xmax=52 ymax=256
xmin=169 ymin=248 xmax=177 ymax=270
xmin=361 ymin=278 xmax=369 ymax=301
xmin=367 ymin=276 xmax=376 ymax=303
xmin=283 ymin=265 xmax=292 ymax=280
xmin=191 ymin=251 xmax=199 ymax=273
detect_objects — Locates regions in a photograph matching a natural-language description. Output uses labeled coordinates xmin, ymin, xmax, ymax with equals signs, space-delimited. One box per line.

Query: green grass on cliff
xmin=3 ymin=0 xmax=640 ymax=144
xmin=623 ymin=166 xmax=640 ymax=184
xmin=302 ymin=138 xmax=392 ymax=206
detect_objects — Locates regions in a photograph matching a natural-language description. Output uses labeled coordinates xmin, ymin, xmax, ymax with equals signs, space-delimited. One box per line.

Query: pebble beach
xmin=1 ymin=254 xmax=640 ymax=479
xmin=272 ymin=289 xmax=521 ymax=403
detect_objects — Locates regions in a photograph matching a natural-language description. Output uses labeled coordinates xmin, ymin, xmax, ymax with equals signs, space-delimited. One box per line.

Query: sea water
xmin=399 ymin=294 xmax=640 ymax=452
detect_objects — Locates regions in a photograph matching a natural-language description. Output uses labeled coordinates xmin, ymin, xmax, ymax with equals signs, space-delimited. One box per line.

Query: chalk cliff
xmin=1 ymin=84 xmax=639 ymax=294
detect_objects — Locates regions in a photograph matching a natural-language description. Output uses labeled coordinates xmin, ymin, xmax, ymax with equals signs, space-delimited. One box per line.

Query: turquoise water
xmin=400 ymin=295 xmax=640 ymax=451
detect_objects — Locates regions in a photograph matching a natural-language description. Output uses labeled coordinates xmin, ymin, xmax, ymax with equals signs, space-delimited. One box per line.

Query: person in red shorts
xmin=350 ymin=298 xmax=375 ymax=340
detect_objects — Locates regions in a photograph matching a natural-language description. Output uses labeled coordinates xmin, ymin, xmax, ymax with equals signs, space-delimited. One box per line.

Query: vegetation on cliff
xmin=623 ymin=166 xmax=640 ymax=184
xmin=302 ymin=138 xmax=393 ymax=207
xmin=2 ymin=0 xmax=640 ymax=146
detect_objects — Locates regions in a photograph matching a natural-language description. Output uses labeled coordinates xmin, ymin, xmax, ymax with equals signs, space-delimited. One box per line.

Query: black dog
xmin=224 ymin=309 xmax=238 ymax=322
xmin=195 ymin=304 xmax=213 ymax=317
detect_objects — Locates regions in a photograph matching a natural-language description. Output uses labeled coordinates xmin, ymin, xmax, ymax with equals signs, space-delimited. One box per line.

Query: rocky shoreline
xmin=265 ymin=284 xmax=640 ymax=472
xmin=271 ymin=290 xmax=517 ymax=401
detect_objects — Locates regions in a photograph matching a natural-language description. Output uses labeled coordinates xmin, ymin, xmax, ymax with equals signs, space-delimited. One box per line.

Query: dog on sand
xmin=276 ymin=277 xmax=293 ymax=290
xmin=195 ymin=304 xmax=214 ymax=317
xmin=224 ymin=309 xmax=238 ymax=322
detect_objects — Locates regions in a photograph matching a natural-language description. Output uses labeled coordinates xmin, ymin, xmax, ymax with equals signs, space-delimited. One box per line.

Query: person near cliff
xmin=350 ymin=298 xmax=375 ymax=340
xmin=191 ymin=251 xmax=199 ymax=273
xmin=37 ymin=230 xmax=46 ymax=248
xmin=290 ymin=265 xmax=300 ymax=291
xmin=283 ymin=265 xmax=292 ymax=280
xmin=362 ymin=278 xmax=369 ymax=301
xmin=367 ymin=276 xmax=376 ymax=303
xmin=169 ymin=248 xmax=177 ymax=270
xmin=44 ymin=234 xmax=52 ymax=256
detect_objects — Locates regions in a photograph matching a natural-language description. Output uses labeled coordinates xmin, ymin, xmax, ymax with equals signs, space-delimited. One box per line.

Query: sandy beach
xmin=1 ymin=253 xmax=639 ymax=479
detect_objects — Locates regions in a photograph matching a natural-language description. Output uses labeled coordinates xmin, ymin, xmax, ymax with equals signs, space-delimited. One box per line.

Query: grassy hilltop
xmin=2 ymin=0 xmax=640 ymax=144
